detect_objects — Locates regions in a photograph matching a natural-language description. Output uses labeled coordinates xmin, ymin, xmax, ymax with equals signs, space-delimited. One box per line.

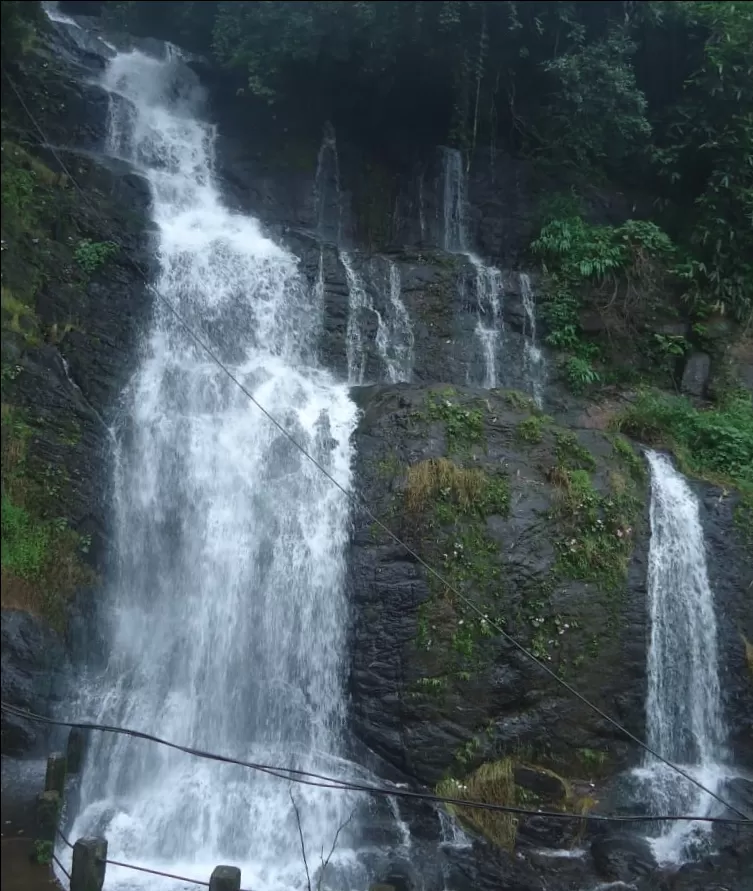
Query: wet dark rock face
xmin=2 ymin=10 xmax=751 ymax=891
xmin=1 ymin=15 xmax=151 ymax=746
xmin=1 ymin=611 xmax=65 ymax=755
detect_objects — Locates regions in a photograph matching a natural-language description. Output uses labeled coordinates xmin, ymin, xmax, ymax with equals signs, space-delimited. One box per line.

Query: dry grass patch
xmin=405 ymin=458 xmax=485 ymax=514
xmin=437 ymin=759 xmax=518 ymax=851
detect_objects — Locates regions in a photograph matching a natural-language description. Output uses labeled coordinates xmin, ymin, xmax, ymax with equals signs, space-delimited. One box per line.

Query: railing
xmin=39 ymin=731 xmax=251 ymax=891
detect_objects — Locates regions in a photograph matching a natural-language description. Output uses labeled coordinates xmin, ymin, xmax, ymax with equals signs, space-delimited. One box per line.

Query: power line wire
xmin=1 ymin=65 xmax=748 ymax=823
xmin=4 ymin=704 xmax=750 ymax=828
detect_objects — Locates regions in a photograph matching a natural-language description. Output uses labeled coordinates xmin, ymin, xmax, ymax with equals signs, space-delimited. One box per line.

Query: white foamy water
xmin=43 ymin=0 xmax=81 ymax=28
xmin=637 ymin=451 xmax=729 ymax=864
xmin=519 ymin=272 xmax=546 ymax=407
xmin=441 ymin=147 xmax=504 ymax=390
xmin=374 ymin=259 xmax=414 ymax=384
xmin=59 ymin=48 xmax=370 ymax=891
xmin=341 ymin=250 xmax=371 ymax=385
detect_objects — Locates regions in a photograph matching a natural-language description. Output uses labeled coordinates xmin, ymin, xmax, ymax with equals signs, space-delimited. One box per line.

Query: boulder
xmin=590 ymin=832 xmax=657 ymax=882
xmin=680 ymin=352 xmax=711 ymax=397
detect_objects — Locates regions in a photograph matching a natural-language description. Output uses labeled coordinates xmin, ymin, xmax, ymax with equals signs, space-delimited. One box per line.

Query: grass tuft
xmin=437 ymin=759 xmax=518 ymax=850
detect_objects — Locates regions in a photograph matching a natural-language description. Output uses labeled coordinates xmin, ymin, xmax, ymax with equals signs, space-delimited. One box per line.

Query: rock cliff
xmin=1 ymin=8 xmax=751 ymax=891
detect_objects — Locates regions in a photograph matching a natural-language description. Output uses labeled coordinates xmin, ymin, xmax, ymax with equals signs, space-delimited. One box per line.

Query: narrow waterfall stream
xmin=519 ymin=273 xmax=546 ymax=408
xmin=441 ymin=147 xmax=505 ymax=390
xmin=62 ymin=47 xmax=370 ymax=891
xmin=316 ymin=128 xmax=414 ymax=385
xmin=341 ymin=250 xmax=371 ymax=385
xmin=373 ymin=259 xmax=414 ymax=384
xmin=637 ymin=451 xmax=729 ymax=863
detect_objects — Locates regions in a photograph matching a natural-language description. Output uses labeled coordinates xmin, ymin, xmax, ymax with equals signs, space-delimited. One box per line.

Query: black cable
xmin=6 ymin=704 xmax=750 ymax=828
xmin=1 ymin=65 xmax=748 ymax=823
xmin=52 ymin=852 xmax=71 ymax=882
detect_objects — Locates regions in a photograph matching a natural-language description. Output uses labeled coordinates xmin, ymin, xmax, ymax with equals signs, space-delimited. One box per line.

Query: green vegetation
xmin=74 ymin=239 xmax=119 ymax=276
xmin=96 ymin=2 xmax=752 ymax=316
xmin=1 ymin=1 xmax=43 ymax=63
xmin=31 ymin=839 xmax=53 ymax=865
xmin=619 ymin=390 xmax=753 ymax=498
xmin=554 ymin=431 xmax=596 ymax=471
xmin=610 ymin=434 xmax=646 ymax=483
xmin=402 ymin=449 xmax=509 ymax=679
xmin=550 ymin=466 xmax=640 ymax=591
xmin=516 ymin=414 xmax=547 ymax=444
xmin=426 ymin=390 xmax=485 ymax=455
xmin=531 ymin=214 xmax=677 ymax=390
xmin=576 ymin=747 xmax=609 ymax=772
xmin=1 ymin=495 xmax=50 ymax=578
xmin=0 ymin=407 xmax=93 ymax=627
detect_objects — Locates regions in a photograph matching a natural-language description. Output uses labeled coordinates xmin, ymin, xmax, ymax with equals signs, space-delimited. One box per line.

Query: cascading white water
xmin=637 ymin=450 xmax=728 ymax=863
xmin=374 ymin=260 xmax=414 ymax=384
xmin=341 ymin=251 xmax=371 ymax=385
xmin=519 ymin=273 xmax=545 ymax=407
xmin=43 ymin=0 xmax=81 ymax=27
xmin=341 ymin=254 xmax=415 ymax=386
xmin=470 ymin=260 xmax=503 ymax=389
xmin=63 ymin=48 xmax=367 ymax=890
xmin=441 ymin=147 xmax=504 ymax=390
xmin=314 ymin=130 xmax=414 ymax=386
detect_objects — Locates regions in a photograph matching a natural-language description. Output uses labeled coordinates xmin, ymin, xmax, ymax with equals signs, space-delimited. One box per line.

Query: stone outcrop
xmin=348 ymin=385 xmax=651 ymax=784
xmin=1 ymin=13 xmax=151 ymax=744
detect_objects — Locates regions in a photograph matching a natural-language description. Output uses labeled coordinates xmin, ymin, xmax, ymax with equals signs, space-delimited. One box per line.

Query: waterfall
xmin=341 ymin=250 xmax=371 ymax=385
xmin=374 ymin=260 xmax=414 ymax=384
xmin=442 ymin=147 xmax=467 ymax=254
xmin=441 ymin=147 xmax=504 ymax=390
xmin=62 ymin=49 xmax=368 ymax=891
xmin=519 ymin=273 xmax=546 ymax=407
xmin=638 ymin=451 xmax=728 ymax=863
xmin=470 ymin=259 xmax=503 ymax=389
xmin=314 ymin=129 xmax=414 ymax=385
xmin=314 ymin=122 xmax=341 ymax=243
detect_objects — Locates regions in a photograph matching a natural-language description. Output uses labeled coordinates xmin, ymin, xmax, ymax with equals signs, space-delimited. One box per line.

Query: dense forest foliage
xmin=46 ymin=0 xmax=749 ymax=330
xmin=4 ymin=0 xmax=750 ymax=327
xmin=1 ymin=0 xmax=751 ymax=583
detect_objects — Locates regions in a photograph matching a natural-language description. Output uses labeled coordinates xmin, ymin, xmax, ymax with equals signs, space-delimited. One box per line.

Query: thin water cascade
xmin=471 ymin=259 xmax=503 ymax=389
xmin=61 ymin=48 xmax=370 ymax=891
xmin=341 ymin=250 xmax=373 ymax=385
xmin=314 ymin=122 xmax=341 ymax=244
xmin=342 ymin=254 xmax=415 ymax=386
xmin=374 ymin=260 xmax=414 ymax=384
xmin=314 ymin=129 xmax=413 ymax=385
xmin=637 ymin=450 xmax=728 ymax=864
xmin=441 ymin=147 xmax=504 ymax=390
xmin=519 ymin=273 xmax=546 ymax=407
xmin=43 ymin=0 xmax=81 ymax=27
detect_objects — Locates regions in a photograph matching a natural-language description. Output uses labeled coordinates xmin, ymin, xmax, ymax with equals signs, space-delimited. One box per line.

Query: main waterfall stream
xmin=61 ymin=47 xmax=372 ymax=890
xmin=635 ymin=451 xmax=729 ymax=863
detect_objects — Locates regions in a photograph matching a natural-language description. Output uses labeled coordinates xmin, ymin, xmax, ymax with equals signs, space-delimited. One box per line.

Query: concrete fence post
xmin=209 ymin=865 xmax=241 ymax=891
xmin=45 ymin=752 xmax=67 ymax=794
xmin=70 ymin=836 xmax=107 ymax=891
xmin=35 ymin=790 xmax=61 ymax=843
